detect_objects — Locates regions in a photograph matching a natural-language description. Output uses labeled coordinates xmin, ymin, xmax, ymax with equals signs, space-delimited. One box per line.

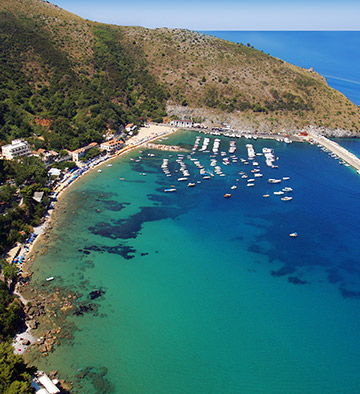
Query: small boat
xmin=274 ymin=191 xmax=284 ymax=195
xmin=289 ymin=232 xmax=298 ymax=238
xmin=46 ymin=277 xmax=54 ymax=282
xmin=177 ymin=177 xmax=188 ymax=181
xmin=283 ymin=177 xmax=290 ymax=180
xmin=263 ymin=194 xmax=270 ymax=198
xmin=97 ymin=169 xmax=102 ymax=173
xmin=247 ymin=183 xmax=255 ymax=187
xmin=224 ymin=193 xmax=232 ymax=198
xmin=268 ymin=178 xmax=281 ymax=184
xmin=187 ymin=183 xmax=196 ymax=187
xmin=164 ymin=188 xmax=176 ymax=192
xmin=106 ymin=164 xmax=112 ymax=167
xmin=230 ymin=185 xmax=237 ymax=190
xmin=283 ymin=187 xmax=293 ymax=192
xmin=281 ymin=196 xmax=293 ymax=201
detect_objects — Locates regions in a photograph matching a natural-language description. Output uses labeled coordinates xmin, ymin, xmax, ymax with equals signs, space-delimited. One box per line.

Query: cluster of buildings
xmin=170 ymin=119 xmax=206 ymax=129
xmin=1 ymin=134 xmax=128 ymax=164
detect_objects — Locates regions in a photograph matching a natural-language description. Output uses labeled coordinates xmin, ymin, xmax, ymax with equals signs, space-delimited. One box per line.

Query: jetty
xmin=307 ymin=133 xmax=360 ymax=172
xmin=145 ymin=142 xmax=188 ymax=152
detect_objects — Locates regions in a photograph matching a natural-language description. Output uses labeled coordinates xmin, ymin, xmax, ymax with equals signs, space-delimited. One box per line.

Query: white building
xmin=1 ymin=139 xmax=31 ymax=160
xmin=170 ymin=120 xmax=193 ymax=128
xmin=71 ymin=142 xmax=98 ymax=162
xmin=125 ymin=123 xmax=137 ymax=132
xmin=100 ymin=139 xmax=124 ymax=153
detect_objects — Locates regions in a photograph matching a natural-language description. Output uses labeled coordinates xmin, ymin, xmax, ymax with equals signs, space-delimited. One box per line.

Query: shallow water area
xmin=29 ymin=131 xmax=360 ymax=393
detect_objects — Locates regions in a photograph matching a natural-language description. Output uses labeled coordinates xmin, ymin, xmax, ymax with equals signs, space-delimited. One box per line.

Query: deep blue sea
xmin=30 ymin=132 xmax=360 ymax=394
xmin=201 ymin=31 xmax=360 ymax=105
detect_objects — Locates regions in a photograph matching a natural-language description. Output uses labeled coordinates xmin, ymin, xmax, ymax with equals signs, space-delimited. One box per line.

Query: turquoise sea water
xmin=30 ymin=131 xmax=360 ymax=393
xmin=201 ymin=31 xmax=360 ymax=105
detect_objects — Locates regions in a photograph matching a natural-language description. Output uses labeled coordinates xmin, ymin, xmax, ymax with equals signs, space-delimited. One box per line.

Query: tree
xmin=2 ymin=263 xmax=18 ymax=283
xmin=0 ymin=343 xmax=34 ymax=394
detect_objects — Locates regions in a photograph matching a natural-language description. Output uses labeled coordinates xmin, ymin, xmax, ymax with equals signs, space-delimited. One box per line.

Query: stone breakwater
xmin=307 ymin=132 xmax=360 ymax=172
xmin=145 ymin=142 xmax=188 ymax=152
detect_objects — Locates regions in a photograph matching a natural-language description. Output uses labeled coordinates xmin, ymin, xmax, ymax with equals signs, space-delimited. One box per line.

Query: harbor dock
xmin=307 ymin=133 xmax=360 ymax=173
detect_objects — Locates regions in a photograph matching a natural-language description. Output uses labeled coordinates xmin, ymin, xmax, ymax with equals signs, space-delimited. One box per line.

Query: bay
xmin=30 ymin=131 xmax=360 ymax=394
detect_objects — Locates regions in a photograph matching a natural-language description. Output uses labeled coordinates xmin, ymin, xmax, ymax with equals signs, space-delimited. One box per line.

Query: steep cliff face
xmin=0 ymin=0 xmax=359 ymax=146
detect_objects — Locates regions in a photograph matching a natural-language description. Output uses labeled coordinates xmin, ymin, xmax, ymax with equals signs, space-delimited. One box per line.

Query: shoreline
xmin=10 ymin=124 xmax=179 ymax=268
xmin=9 ymin=123 xmax=360 ymax=391
xmin=7 ymin=123 xmax=178 ymax=385
xmin=15 ymin=123 xmax=360 ymax=290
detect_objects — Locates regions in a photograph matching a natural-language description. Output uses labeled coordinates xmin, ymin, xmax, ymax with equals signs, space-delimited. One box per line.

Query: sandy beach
xmin=7 ymin=123 xmax=178 ymax=273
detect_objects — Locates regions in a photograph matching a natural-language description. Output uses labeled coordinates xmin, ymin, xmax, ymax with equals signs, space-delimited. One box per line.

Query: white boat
xmin=268 ymin=178 xmax=281 ymax=184
xmin=289 ymin=232 xmax=298 ymax=237
xmin=247 ymin=183 xmax=255 ymax=187
xmin=281 ymin=196 xmax=293 ymax=201
xmin=283 ymin=187 xmax=293 ymax=192
xmin=274 ymin=191 xmax=284 ymax=195
xmin=263 ymin=194 xmax=270 ymax=198
xmin=46 ymin=277 xmax=54 ymax=282
xmin=177 ymin=177 xmax=188 ymax=181
xmin=187 ymin=183 xmax=195 ymax=187
xmin=230 ymin=185 xmax=237 ymax=190
xmin=164 ymin=188 xmax=176 ymax=192
xmin=246 ymin=144 xmax=256 ymax=158
xmin=283 ymin=177 xmax=290 ymax=180
xmin=97 ymin=169 xmax=102 ymax=173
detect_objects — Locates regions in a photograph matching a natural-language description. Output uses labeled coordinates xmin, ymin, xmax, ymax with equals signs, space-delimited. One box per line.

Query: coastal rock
xmin=27 ymin=319 xmax=39 ymax=329
xmin=49 ymin=371 xmax=58 ymax=379
xmin=302 ymin=125 xmax=359 ymax=138
xmin=44 ymin=338 xmax=55 ymax=352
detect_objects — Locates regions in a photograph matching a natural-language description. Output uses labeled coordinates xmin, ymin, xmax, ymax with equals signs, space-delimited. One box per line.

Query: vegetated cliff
xmin=0 ymin=0 xmax=359 ymax=148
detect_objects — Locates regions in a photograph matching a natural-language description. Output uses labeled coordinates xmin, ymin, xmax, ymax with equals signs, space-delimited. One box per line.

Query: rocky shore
xmin=167 ymin=104 xmax=360 ymax=138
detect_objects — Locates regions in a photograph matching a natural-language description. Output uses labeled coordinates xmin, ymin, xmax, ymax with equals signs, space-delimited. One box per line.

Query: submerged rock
xmin=89 ymin=289 xmax=105 ymax=300
xmin=73 ymin=303 xmax=97 ymax=316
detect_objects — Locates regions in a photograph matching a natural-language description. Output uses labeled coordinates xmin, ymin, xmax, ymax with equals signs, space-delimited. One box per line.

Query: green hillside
xmin=0 ymin=0 xmax=359 ymax=151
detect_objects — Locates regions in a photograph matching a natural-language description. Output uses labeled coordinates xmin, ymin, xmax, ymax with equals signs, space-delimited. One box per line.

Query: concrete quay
xmin=307 ymin=133 xmax=360 ymax=173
